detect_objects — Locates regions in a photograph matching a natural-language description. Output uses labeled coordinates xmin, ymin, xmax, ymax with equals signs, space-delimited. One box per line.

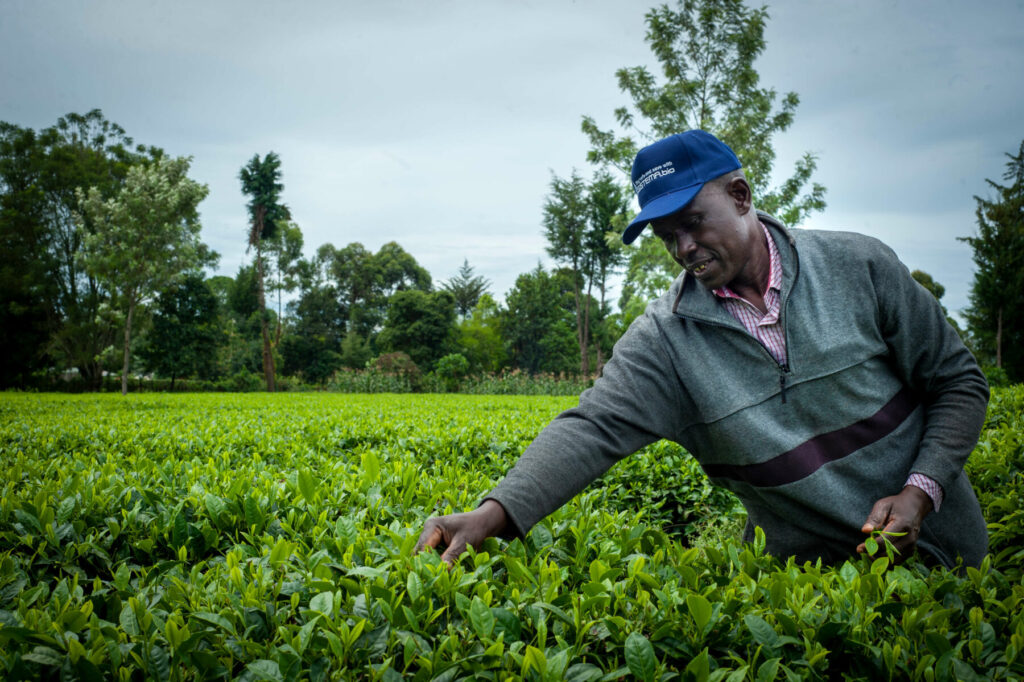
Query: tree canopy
xmin=441 ymin=259 xmax=492 ymax=318
xmin=960 ymin=140 xmax=1024 ymax=381
xmin=78 ymin=155 xmax=212 ymax=394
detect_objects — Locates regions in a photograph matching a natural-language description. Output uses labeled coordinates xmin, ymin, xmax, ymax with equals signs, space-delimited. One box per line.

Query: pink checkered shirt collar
xmin=711 ymin=222 xmax=781 ymax=302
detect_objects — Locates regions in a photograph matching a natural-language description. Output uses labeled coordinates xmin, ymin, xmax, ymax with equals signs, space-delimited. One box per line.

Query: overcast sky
xmin=3 ymin=0 xmax=1022 ymax=321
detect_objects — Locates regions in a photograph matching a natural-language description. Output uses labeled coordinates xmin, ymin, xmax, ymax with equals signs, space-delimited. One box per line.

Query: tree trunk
xmin=256 ymin=242 xmax=276 ymax=391
xmin=583 ymin=277 xmax=594 ymax=377
xmin=121 ymin=298 xmax=135 ymax=395
xmin=275 ymin=274 xmax=283 ymax=346
xmin=595 ymin=277 xmax=607 ymax=374
xmin=996 ymin=306 xmax=1003 ymax=368
xmin=572 ymin=262 xmax=589 ymax=376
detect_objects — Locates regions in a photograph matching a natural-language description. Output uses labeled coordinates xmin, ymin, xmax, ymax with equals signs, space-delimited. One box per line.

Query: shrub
xmin=435 ymin=353 xmax=470 ymax=392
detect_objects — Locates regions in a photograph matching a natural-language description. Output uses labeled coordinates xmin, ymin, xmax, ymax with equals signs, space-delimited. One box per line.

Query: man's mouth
xmin=687 ymin=258 xmax=713 ymax=276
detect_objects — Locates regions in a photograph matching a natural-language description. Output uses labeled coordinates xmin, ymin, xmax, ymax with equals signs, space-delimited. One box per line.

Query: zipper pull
xmin=779 ymin=372 xmax=788 ymax=404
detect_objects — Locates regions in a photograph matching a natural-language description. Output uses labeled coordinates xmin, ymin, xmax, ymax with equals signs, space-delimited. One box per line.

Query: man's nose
xmin=673 ymin=230 xmax=697 ymax=258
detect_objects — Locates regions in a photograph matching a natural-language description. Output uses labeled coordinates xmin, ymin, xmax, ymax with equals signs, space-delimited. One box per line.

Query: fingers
xmin=440 ymin=537 xmax=467 ymax=566
xmin=413 ymin=517 xmax=470 ymax=566
xmin=414 ymin=521 xmax=468 ymax=567
xmin=413 ymin=507 xmax=501 ymax=566
xmin=861 ymin=498 xmax=894 ymax=534
xmin=414 ymin=524 xmax=444 ymax=555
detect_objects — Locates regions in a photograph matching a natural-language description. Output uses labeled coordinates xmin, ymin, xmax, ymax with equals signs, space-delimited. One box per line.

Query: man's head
xmin=626 ymin=131 xmax=767 ymax=292
xmin=622 ymin=130 xmax=743 ymax=245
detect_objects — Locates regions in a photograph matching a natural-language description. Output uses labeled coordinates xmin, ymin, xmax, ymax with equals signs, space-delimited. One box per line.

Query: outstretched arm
xmin=415 ymin=310 xmax=687 ymax=563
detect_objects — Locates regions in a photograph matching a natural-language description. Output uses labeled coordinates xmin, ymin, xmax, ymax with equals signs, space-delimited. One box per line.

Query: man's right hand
xmin=414 ymin=499 xmax=508 ymax=565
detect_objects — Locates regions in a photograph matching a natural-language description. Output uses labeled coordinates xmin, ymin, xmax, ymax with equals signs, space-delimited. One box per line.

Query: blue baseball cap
xmin=622 ymin=130 xmax=742 ymax=244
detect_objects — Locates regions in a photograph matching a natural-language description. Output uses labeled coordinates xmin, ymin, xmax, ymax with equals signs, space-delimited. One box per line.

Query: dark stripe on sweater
xmin=702 ymin=387 xmax=918 ymax=487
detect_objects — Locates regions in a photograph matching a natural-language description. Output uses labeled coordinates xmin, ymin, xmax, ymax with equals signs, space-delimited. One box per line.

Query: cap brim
xmin=622 ymin=183 xmax=704 ymax=244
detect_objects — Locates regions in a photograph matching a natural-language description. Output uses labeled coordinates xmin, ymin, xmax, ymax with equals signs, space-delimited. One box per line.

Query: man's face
xmin=650 ymin=181 xmax=759 ymax=291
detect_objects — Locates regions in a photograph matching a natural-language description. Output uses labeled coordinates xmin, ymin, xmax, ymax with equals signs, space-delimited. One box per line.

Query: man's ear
xmin=727 ymin=177 xmax=752 ymax=215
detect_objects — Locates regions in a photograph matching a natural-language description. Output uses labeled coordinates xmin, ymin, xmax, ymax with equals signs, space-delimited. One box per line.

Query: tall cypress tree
xmin=959 ymin=140 xmax=1024 ymax=381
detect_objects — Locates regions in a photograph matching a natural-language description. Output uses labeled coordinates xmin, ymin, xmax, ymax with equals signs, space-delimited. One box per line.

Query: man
xmin=416 ymin=130 xmax=989 ymax=568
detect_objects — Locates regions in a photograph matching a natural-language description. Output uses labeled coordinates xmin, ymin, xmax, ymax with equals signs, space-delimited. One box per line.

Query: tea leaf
xmin=744 ymin=614 xmax=778 ymax=649
xmin=298 ymin=469 xmax=317 ymax=504
xmin=469 ymin=596 xmax=495 ymax=638
xmin=624 ymin=631 xmax=656 ymax=682
xmin=687 ymin=593 xmax=713 ymax=632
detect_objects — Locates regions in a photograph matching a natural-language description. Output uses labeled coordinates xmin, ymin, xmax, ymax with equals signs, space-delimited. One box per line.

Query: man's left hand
xmin=856 ymin=485 xmax=934 ymax=561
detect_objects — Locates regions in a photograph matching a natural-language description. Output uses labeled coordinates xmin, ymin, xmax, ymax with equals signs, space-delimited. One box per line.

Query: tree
xmin=503 ymin=265 xmax=578 ymax=374
xmin=959 ymin=140 xmax=1024 ymax=380
xmin=542 ymin=169 xmax=632 ymax=374
xmin=543 ymin=170 xmax=593 ymax=374
xmin=455 ymin=293 xmax=508 ymax=373
xmin=327 ymin=240 xmax=432 ymax=343
xmin=377 ymin=290 xmax=457 ymax=371
xmin=240 ymin=152 xmax=289 ymax=392
xmin=585 ymin=170 xmax=631 ymax=369
xmin=266 ymin=220 xmax=304 ymax=345
xmin=375 ymin=241 xmax=432 ymax=294
xmin=220 ymin=265 xmax=266 ymax=377
xmin=442 ymin=259 xmax=492 ymax=318
xmin=137 ymin=274 xmax=225 ymax=388
xmin=339 ymin=330 xmax=372 ymax=369
xmin=327 ymin=242 xmax=379 ymax=340
xmin=282 ymin=254 xmax=346 ymax=382
xmin=0 ymin=123 xmax=54 ymax=386
xmin=581 ymin=0 xmax=826 ymax=314
xmin=0 ymin=111 xmax=156 ymax=388
xmin=78 ymin=155 xmax=212 ymax=394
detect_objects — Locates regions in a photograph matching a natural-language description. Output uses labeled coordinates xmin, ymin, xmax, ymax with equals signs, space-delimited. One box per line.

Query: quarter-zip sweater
xmin=485 ymin=215 xmax=990 ymax=567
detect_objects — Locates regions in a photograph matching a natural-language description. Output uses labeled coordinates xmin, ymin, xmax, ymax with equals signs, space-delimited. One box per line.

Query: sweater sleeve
xmin=872 ymin=242 xmax=989 ymax=495
xmin=483 ymin=311 xmax=687 ymax=538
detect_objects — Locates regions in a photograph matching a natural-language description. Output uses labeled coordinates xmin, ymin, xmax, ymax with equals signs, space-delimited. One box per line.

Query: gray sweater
xmin=486 ymin=216 xmax=990 ymax=567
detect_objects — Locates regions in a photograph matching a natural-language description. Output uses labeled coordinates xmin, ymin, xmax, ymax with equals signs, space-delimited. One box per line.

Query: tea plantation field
xmin=1 ymin=389 xmax=1023 ymax=681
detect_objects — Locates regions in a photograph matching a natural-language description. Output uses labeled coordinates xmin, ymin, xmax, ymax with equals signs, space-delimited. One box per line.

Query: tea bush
xmin=1 ymin=390 xmax=1022 ymax=680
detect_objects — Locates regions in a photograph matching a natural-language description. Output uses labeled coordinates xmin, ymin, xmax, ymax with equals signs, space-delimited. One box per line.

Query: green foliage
xmin=542 ymin=170 xmax=632 ymax=374
xmin=455 ymin=294 xmax=508 ymax=374
xmin=314 ymin=240 xmax=432 ymax=344
xmin=78 ymin=154 xmax=213 ymax=394
xmin=959 ymin=140 xmax=1024 ymax=382
xmin=503 ymin=265 xmax=579 ymax=375
xmin=339 ymin=331 xmax=373 ymax=370
xmin=0 ymin=123 xmax=56 ymax=387
xmin=378 ymin=290 xmax=457 ymax=371
xmin=435 ymin=353 xmax=470 ymax=392
xmin=0 ymin=110 xmax=158 ymax=389
xmin=239 ymin=152 xmax=288 ymax=247
xmin=441 ymin=260 xmax=491 ymax=319
xmin=911 ymin=269 xmax=946 ymax=302
xmin=543 ymin=170 xmax=591 ymax=372
xmin=239 ymin=151 xmax=290 ymax=392
xmin=137 ymin=274 xmax=226 ymax=386
xmin=281 ymin=335 xmax=342 ymax=386
xmin=964 ymin=383 xmax=1024 ymax=581
xmin=1 ymin=388 xmax=1023 ymax=680
xmin=282 ymin=266 xmax=346 ymax=382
